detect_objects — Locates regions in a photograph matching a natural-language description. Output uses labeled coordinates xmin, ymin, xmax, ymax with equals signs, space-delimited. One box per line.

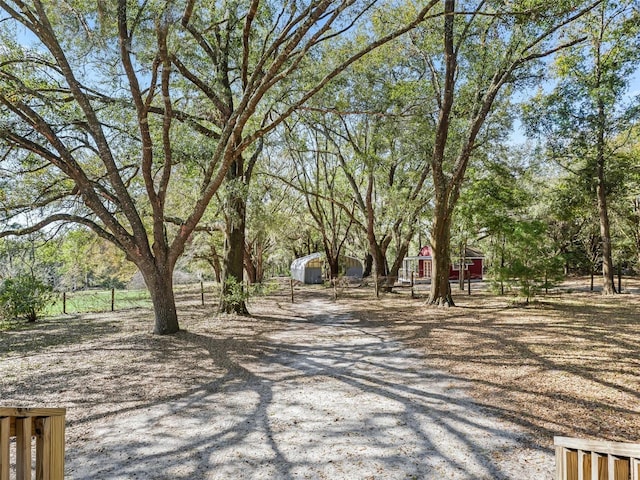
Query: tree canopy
xmin=1 ymin=0 xmax=639 ymax=329
xmin=0 ymin=0 xmax=438 ymax=332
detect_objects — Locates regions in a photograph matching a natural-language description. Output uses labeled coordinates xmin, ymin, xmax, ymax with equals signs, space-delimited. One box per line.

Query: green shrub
xmin=221 ymin=277 xmax=248 ymax=309
xmin=0 ymin=274 xmax=54 ymax=322
xmin=221 ymin=277 xmax=278 ymax=309
xmin=488 ymin=220 xmax=565 ymax=302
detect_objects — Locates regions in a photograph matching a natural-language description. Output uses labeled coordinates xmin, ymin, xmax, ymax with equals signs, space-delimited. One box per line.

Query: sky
xmin=8 ymin=9 xmax=640 ymax=149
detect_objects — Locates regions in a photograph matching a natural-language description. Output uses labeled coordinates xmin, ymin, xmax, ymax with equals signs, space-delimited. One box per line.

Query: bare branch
xmin=242 ymin=0 xmax=260 ymax=90
xmin=239 ymin=0 xmax=441 ymax=151
xmin=0 ymin=213 xmax=120 ymax=249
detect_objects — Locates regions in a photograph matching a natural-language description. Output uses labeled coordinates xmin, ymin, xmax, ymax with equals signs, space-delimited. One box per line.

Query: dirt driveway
xmin=2 ymin=286 xmax=556 ymax=479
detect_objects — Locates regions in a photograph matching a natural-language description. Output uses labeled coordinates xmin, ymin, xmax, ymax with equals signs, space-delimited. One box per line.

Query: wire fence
xmin=47 ymin=288 xmax=153 ymax=315
xmin=46 ymin=281 xmax=242 ymax=316
xmin=44 ymin=278 xmax=358 ymax=317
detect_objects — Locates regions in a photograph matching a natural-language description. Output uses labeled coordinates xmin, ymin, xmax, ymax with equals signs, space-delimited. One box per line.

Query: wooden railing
xmin=0 ymin=408 xmax=65 ymax=480
xmin=555 ymin=436 xmax=640 ymax=480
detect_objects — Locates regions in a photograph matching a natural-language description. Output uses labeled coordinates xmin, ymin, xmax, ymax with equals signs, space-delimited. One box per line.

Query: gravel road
xmin=64 ymin=297 xmax=553 ymax=479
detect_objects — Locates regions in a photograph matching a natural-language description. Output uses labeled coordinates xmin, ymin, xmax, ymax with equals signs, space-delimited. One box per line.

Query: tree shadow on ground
xmin=0 ymin=313 xmax=124 ymax=356
xmin=63 ymin=307 xmax=541 ymax=479
xmin=344 ymin=285 xmax=640 ymax=445
xmin=6 ymin=282 xmax=632 ymax=478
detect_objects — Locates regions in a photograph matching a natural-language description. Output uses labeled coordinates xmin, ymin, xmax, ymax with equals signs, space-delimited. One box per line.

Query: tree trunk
xmin=244 ymin=242 xmax=258 ymax=285
xmin=458 ymin=241 xmax=466 ymax=290
xmin=142 ymin=266 xmax=179 ymax=335
xmin=208 ymin=243 xmax=223 ymax=283
xmin=596 ymin=98 xmax=616 ymax=295
xmin=429 ymin=211 xmax=455 ymax=306
xmin=252 ymin=244 xmax=266 ymax=284
xmin=388 ymin=242 xmax=410 ymax=285
xmin=597 ymin=179 xmax=616 ymax=294
xmin=326 ymin=254 xmax=340 ymax=280
xmin=500 ymin=235 xmax=505 ymax=295
xmin=220 ymin=158 xmax=249 ymax=315
xmin=244 ymin=239 xmax=267 ymax=284
xmin=365 ymin=229 xmax=388 ymax=289
xmin=632 ymin=200 xmax=640 ymax=270
xmin=220 ymin=208 xmax=249 ymax=314
xmin=385 ymin=232 xmax=414 ymax=292
xmin=364 ymin=172 xmax=388 ymax=289
xmin=428 ymin=0 xmax=455 ymax=307
xmin=370 ymin=243 xmax=388 ymax=291
xmin=363 ymin=253 xmax=373 ymax=277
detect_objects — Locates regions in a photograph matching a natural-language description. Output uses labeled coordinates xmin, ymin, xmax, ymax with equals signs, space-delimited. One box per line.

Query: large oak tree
xmin=523 ymin=0 xmax=640 ymax=294
xmin=0 ymin=0 xmax=437 ymax=332
xmin=414 ymin=0 xmax=599 ymax=305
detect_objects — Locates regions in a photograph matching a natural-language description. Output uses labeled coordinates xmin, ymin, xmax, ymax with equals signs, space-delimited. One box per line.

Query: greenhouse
xmin=290 ymin=253 xmax=363 ymax=284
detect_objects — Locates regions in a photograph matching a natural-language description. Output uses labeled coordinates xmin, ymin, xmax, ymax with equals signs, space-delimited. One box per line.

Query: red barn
xmin=417 ymin=246 xmax=484 ymax=280
xmin=400 ymin=246 xmax=483 ymax=282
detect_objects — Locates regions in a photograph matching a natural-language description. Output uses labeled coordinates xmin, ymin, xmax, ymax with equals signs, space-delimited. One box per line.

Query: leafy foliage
xmin=0 ymin=274 xmax=54 ymax=322
xmin=0 ymin=0 xmax=435 ymax=331
xmin=490 ymin=220 xmax=565 ymax=302
xmin=521 ymin=0 xmax=640 ymax=293
xmin=220 ymin=276 xmax=276 ymax=311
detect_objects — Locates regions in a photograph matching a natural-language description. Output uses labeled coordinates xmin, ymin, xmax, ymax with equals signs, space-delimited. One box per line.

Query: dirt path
xmin=62 ymin=297 xmax=552 ymax=479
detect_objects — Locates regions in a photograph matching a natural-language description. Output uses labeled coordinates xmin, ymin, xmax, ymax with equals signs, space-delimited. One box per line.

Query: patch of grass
xmin=45 ymin=288 xmax=152 ymax=316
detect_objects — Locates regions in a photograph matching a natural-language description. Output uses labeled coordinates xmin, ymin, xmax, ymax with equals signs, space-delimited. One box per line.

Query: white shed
xmin=290 ymin=253 xmax=324 ymax=284
xmin=290 ymin=253 xmax=363 ymax=284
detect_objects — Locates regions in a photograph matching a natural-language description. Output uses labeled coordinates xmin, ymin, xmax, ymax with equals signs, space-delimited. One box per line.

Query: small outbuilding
xmin=290 ymin=253 xmax=363 ymax=284
xmin=399 ymin=246 xmax=484 ymax=283
xmin=290 ymin=253 xmax=324 ymax=284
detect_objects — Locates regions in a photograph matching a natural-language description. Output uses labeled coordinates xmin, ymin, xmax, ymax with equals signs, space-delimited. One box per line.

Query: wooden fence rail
xmin=555 ymin=436 xmax=640 ymax=480
xmin=0 ymin=408 xmax=65 ymax=480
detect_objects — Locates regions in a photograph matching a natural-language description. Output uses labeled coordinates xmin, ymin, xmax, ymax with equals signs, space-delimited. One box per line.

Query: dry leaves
xmin=1 ymin=278 xmax=638 ymax=459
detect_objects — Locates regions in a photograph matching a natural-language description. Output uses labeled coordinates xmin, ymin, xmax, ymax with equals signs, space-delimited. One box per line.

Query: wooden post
xmin=0 ymin=416 xmax=9 ymax=480
xmin=16 ymin=416 xmax=31 ymax=480
xmin=290 ymin=278 xmax=294 ymax=303
xmin=411 ymin=271 xmax=415 ymax=299
xmin=555 ymin=445 xmax=565 ymax=480
xmin=36 ymin=416 xmax=51 ymax=480
xmin=62 ymin=292 xmax=66 ymax=314
xmin=618 ymin=264 xmax=622 ymax=293
xmin=0 ymin=408 xmax=66 ymax=480
xmin=467 ymin=269 xmax=471 ymax=295
xmin=49 ymin=414 xmax=65 ymax=480
xmin=111 ymin=288 xmax=115 ymax=312
xmin=200 ymin=281 xmax=205 ymax=306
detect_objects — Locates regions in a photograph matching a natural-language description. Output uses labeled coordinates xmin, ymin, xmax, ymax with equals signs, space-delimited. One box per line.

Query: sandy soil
xmin=1 ymin=279 xmax=638 ymax=479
